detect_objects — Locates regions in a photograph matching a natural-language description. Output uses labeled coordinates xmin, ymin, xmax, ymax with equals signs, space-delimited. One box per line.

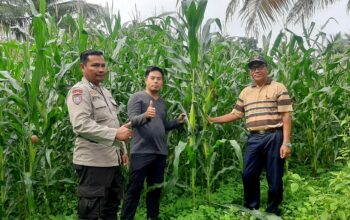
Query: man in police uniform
xmin=67 ymin=50 xmax=132 ymax=220
xmin=208 ymin=56 xmax=292 ymax=215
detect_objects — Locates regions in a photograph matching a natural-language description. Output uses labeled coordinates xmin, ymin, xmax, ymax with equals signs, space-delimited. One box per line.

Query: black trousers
xmin=121 ymin=154 xmax=166 ymax=220
xmin=242 ymin=129 xmax=284 ymax=212
xmin=74 ymin=164 xmax=123 ymax=220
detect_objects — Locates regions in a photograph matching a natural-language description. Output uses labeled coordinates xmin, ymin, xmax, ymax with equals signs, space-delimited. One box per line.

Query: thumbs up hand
xmin=145 ymin=100 xmax=156 ymax=119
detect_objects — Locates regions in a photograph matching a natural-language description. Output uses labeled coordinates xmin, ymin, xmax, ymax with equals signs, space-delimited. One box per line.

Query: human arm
xmin=119 ymin=124 xmax=130 ymax=165
xmin=207 ymin=112 xmax=241 ymax=124
xmin=280 ymin=111 xmax=292 ymax=159
xmin=127 ymin=94 xmax=153 ymax=127
xmin=164 ymin=113 xmax=183 ymax=131
xmin=162 ymin=102 xmax=186 ymax=130
xmin=208 ymin=90 xmax=245 ymax=124
xmin=277 ymin=83 xmax=293 ymax=159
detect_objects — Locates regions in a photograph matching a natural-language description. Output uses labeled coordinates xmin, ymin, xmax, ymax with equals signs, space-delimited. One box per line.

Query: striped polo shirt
xmin=231 ymin=78 xmax=293 ymax=131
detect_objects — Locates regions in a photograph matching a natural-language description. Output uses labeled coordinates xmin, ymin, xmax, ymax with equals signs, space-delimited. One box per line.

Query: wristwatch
xmin=282 ymin=142 xmax=292 ymax=147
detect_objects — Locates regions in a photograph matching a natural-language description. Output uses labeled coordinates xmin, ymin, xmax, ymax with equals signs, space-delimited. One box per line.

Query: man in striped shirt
xmin=208 ymin=56 xmax=292 ymax=215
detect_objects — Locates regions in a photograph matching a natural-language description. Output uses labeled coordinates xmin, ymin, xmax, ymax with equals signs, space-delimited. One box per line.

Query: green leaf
xmin=290 ymin=183 xmax=299 ymax=193
xmin=0 ymin=71 xmax=22 ymax=91
xmin=229 ymin=140 xmax=243 ymax=170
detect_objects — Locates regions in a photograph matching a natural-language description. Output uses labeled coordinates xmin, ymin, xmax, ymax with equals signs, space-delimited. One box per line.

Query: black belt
xmin=249 ymin=127 xmax=282 ymax=135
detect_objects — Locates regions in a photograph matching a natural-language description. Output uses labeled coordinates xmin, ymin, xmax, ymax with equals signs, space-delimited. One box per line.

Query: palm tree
xmin=225 ymin=0 xmax=350 ymax=37
xmin=0 ymin=0 xmax=105 ymax=39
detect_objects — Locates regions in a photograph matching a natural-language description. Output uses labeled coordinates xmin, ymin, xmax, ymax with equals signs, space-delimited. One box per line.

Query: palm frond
xmin=0 ymin=1 xmax=30 ymax=26
xmin=238 ymin=0 xmax=291 ymax=37
xmin=287 ymin=0 xmax=341 ymax=24
xmin=225 ymin=0 xmax=243 ymax=21
xmin=47 ymin=1 xmax=104 ymax=19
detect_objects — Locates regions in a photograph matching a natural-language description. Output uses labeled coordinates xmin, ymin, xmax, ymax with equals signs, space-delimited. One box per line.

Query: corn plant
xmin=266 ymin=22 xmax=350 ymax=173
xmin=0 ymin=1 xmax=85 ymax=217
xmin=161 ymin=0 xmax=247 ymax=202
xmin=0 ymin=0 xmax=349 ymax=218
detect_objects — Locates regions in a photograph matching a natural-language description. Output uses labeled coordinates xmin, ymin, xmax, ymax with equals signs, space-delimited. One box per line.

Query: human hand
xmin=124 ymin=121 xmax=132 ymax=128
xmin=177 ymin=113 xmax=186 ymax=124
xmin=122 ymin=153 xmax=129 ymax=165
xmin=145 ymin=100 xmax=156 ymax=119
xmin=280 ymin=145 xmax=291 ymax=159
xmin=115 ymin=124 xmax=133 ymax=141
xmin=207 ymin=116 xmax=214 ymax=123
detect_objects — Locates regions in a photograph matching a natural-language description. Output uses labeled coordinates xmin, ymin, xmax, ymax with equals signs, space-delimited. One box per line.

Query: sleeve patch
xmin=72 ymin=94 xmax=82 ymax=105
xmin=72 ymin=89 xmax=83 ymax=95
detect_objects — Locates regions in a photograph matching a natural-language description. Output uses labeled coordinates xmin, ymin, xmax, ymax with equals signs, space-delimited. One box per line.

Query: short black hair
xmin=145 ymin=66 xmax=164 ymax=78
xmin=80 ymin=50 xmax=103 ymax=65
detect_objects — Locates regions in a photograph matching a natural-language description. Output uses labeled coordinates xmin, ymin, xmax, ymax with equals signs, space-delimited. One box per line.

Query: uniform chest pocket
xmin=109 ymin=98 xmax=120 ymax=115
xmin=92 ymin=99 xmax=109 ymax=121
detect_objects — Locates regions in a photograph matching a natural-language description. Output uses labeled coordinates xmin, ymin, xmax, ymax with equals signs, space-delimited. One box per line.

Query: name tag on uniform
xmin=90 ymin=89 xmax=98 ymax=97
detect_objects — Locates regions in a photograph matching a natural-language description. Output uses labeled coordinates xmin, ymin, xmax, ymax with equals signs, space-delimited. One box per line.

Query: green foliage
xmin=131 ymin=164 xmax=350 ymax=219
xmin=0 ymin=0 xmax=349 ymax=219
xmin=283 ymin=163 xmax=350 ymax=219
xmin=267 ymin=22 xmax=350 ymax=173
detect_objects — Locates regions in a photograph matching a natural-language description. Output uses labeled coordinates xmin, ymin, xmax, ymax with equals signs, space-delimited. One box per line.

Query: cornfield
xmin=0 ymin=0 xmax=349 ymax=219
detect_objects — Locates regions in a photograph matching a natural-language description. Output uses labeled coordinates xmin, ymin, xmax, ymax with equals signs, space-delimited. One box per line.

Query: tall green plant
xmin=266 ymin=20 xmax=350 ymax=173
xmin=166 ymin=0 xmax=245 ymax=202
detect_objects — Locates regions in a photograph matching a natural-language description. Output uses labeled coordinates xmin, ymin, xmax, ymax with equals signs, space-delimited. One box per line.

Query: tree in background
xmin=0 ymin=0 xmax=105 ymax=40
xmin=225 ymin=0 xmax=350 ymax=37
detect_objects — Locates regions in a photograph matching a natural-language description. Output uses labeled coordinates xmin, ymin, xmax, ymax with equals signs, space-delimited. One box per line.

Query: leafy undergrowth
xmin=136 ymin=162 xmax=350 ymax=220
xmin=282 ymin=162 xmax=350 ymax=220
xmin=49 ymin=162 xmax=350 ymax=220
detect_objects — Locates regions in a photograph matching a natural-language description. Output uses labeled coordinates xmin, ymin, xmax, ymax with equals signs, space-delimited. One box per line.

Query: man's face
xmin=145 ymin=70 xmax=163 ymax=93
xmin=81 ymin=55 xmax=106 ymax=86
xmin=249 ymin=62 xmax=268 ymax=84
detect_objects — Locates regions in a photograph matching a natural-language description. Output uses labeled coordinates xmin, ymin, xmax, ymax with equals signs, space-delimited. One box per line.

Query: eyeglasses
xmin=249 ymin=64 xmax=266 ymax=71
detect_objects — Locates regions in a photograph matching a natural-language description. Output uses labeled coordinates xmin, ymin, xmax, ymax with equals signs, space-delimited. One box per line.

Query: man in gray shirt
xmin=121 ymin=66 xmax=185 ymax=220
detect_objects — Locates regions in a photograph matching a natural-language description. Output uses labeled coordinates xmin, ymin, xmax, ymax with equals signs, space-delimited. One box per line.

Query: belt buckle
xmin=258 ymin=130 xmax=266 ymax=134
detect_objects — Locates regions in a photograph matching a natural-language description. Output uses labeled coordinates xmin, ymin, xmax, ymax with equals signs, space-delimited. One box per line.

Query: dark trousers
xmin=74 ymin=165 xmax=123 ymax=220
xmin=242 ymin=129 xmax=284 ymax=212
xmin=121 ymin=154 xmax=166 ymax=220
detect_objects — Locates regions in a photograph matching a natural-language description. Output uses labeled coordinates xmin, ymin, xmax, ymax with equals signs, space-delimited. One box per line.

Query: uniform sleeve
xmin=230 ymin=90 xmax=245 ymax=118
xmin=66 ymin=86 xmax=116 ymax=146
xmin=277 ymin=84 xmax=293 ymax=112
xmin=127 ymin=94 xmax=149 ymax=127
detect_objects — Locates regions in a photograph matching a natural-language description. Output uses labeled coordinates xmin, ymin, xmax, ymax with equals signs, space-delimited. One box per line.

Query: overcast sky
xmin=86 ymin=0 xmax=350 ymax=39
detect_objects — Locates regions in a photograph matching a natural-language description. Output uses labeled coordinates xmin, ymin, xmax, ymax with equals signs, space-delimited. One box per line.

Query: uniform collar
xmin=82 ymin=77 xmax=103 ymax=90
xmin=251 ymin=77 xmax=272 ymax=87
